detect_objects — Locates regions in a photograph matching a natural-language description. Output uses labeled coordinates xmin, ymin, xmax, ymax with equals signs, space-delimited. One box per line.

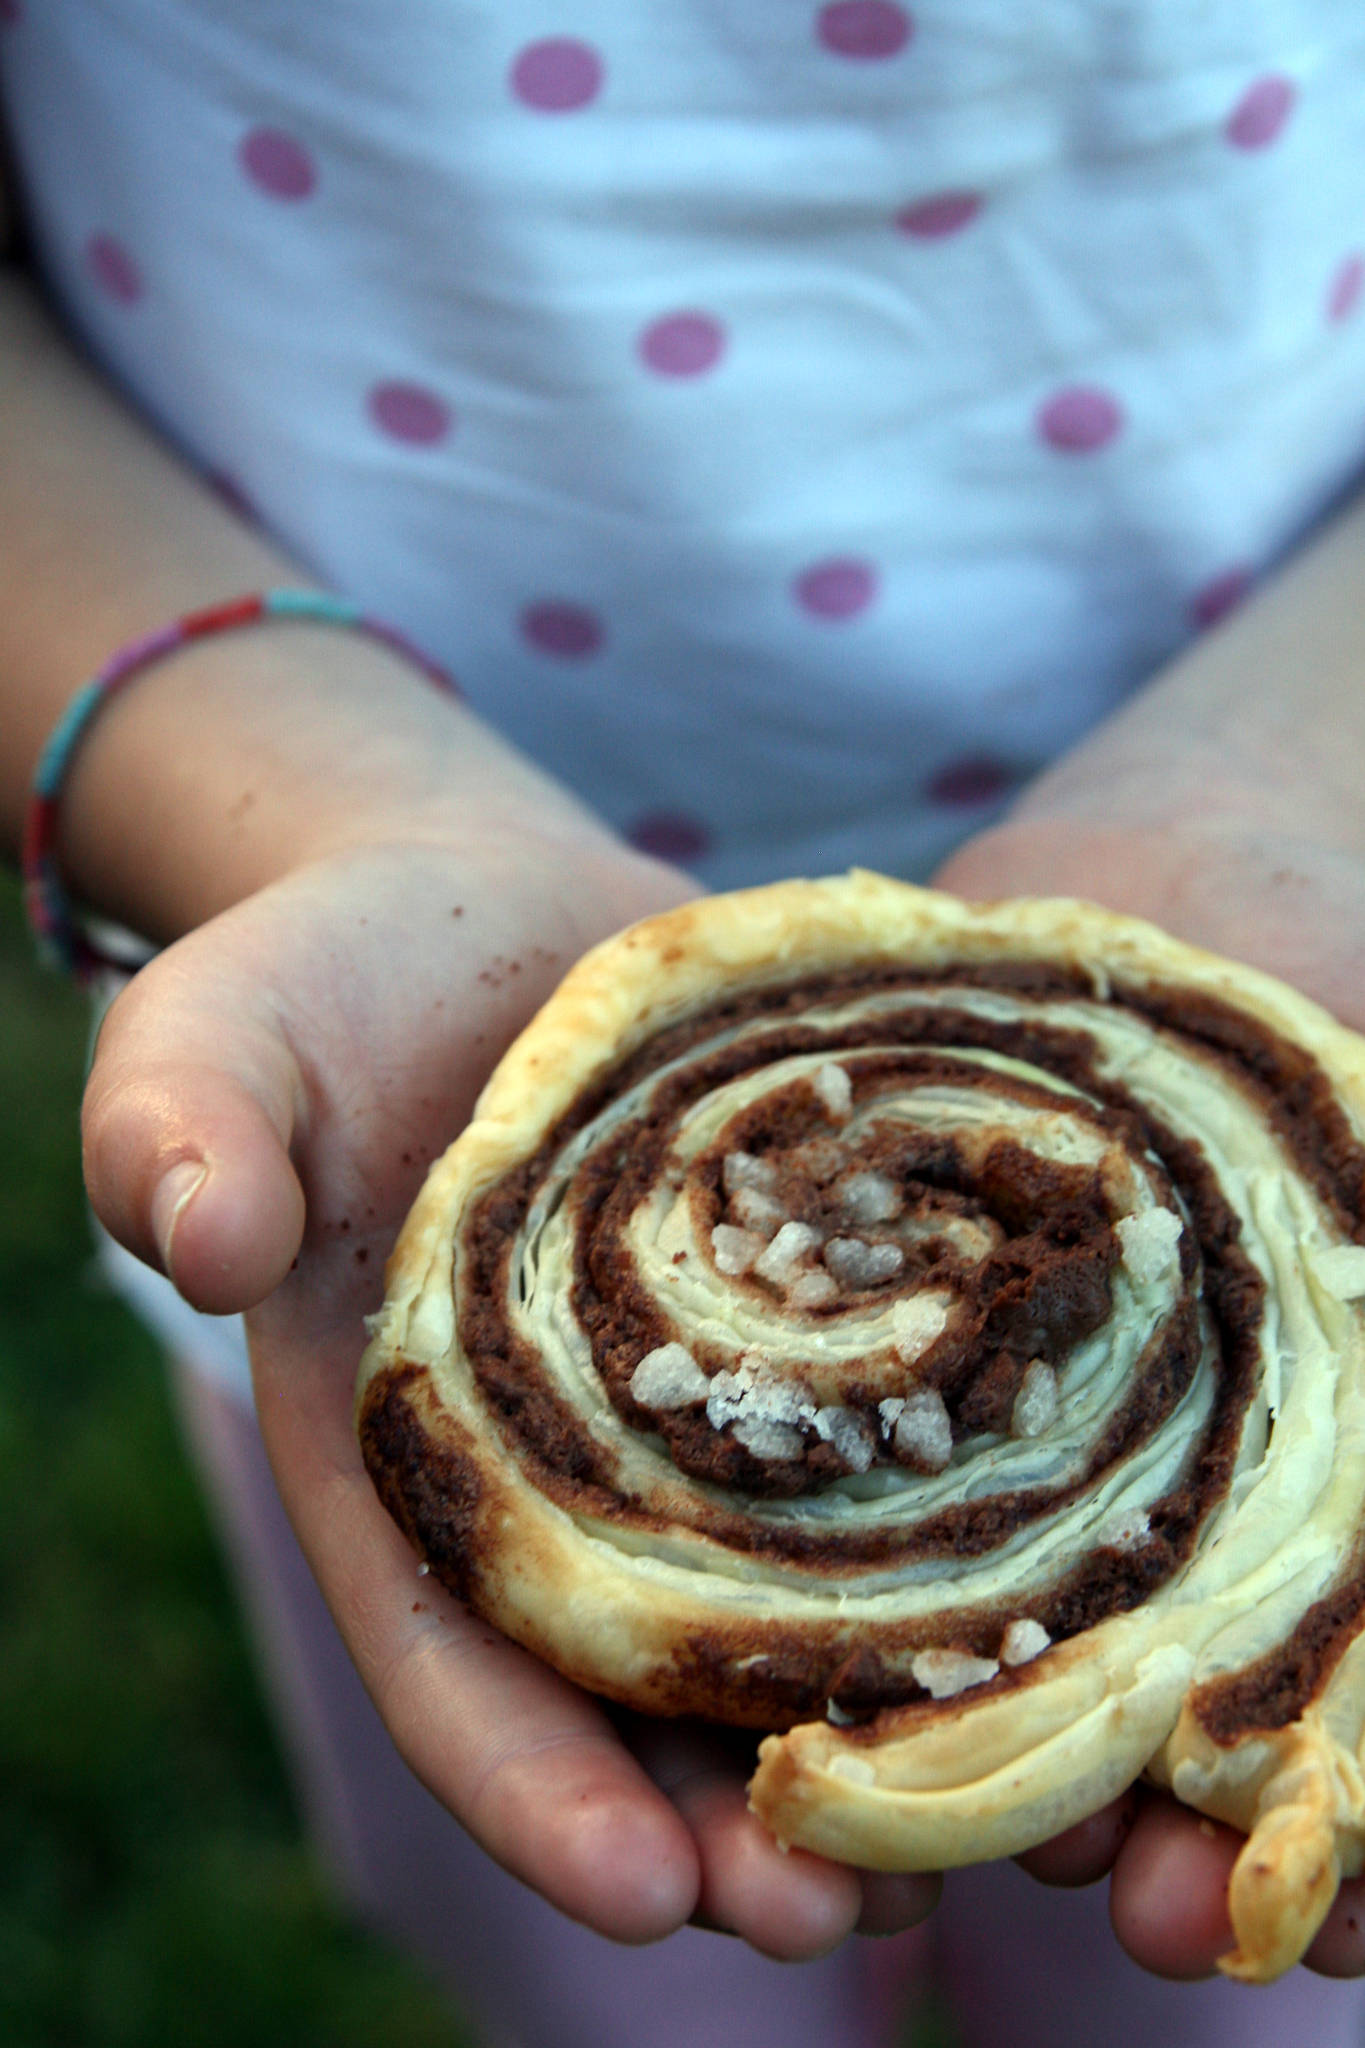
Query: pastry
xmin=356 ymin=872 xmax=1365 ymax=1982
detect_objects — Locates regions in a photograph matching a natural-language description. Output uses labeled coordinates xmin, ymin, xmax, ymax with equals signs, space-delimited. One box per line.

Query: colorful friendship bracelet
xmin=21 ymin=589 xmax=459 ymax=984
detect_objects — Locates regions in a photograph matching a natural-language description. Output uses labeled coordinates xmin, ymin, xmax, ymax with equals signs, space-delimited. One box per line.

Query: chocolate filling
xmin=442 ymin=963 xmax=1365 ymax=1727
xmin=1191 ymin=1549 xmax=1365 ymax=1742
xmin=585 ymin=1062 xmax=1129 ymax=1489
xmin=359 ymin=1363 xmax=487 ymax=1606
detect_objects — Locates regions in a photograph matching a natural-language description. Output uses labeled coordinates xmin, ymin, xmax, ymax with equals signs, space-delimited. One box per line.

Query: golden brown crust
xmin=357 ymin=872 xmax=1365 ymax=1982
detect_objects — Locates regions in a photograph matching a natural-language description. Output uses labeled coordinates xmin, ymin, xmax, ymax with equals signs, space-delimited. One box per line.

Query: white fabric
xmin=4 ymin=1 xmax=1365 ymax=891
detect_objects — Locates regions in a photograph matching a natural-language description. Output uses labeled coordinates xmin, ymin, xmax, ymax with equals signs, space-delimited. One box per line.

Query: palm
xmin=936 ymin=811 xmax=1365 ymax=1978
xmin=83 ymin=833 xmax=917 ymax=1954
xmin=938 ymin=813 xmax=1365 ymax=1032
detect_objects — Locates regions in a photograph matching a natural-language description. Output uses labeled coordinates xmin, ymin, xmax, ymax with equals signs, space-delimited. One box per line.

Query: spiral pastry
xmin=357 ymin=873 xmax=1365 ymax=1981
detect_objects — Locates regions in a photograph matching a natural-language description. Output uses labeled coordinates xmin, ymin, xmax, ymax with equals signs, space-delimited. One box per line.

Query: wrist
xmin=49 ymin=607 xmax=613 ymax=947
xmin=935 ymin=760 xmax=1295 ymax=925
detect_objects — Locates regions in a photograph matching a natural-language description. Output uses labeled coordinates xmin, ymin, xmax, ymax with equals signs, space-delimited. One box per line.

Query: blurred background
xmin=0 ymin=869 xmax=471 ymax=2048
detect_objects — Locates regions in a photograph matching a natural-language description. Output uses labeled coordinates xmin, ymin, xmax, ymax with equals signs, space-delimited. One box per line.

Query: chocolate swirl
xmin=357 ymin=876 xmax=1365 ymax=1983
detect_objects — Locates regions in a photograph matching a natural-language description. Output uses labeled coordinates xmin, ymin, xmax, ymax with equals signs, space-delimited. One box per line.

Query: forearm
xmin=931 ymin=484 xmax=1365 ymax=1041
xmin=0 ymin=267 xmax=610 ymax=943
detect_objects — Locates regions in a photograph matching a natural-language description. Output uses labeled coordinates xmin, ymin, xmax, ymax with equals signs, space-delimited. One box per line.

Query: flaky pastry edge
xmin=357 ymin=872 xmax=1365 ymax=1981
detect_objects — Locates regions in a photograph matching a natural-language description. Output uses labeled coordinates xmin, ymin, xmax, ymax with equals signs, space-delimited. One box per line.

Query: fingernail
xmin=151 ymin=1160 xmax=208 ymax=1282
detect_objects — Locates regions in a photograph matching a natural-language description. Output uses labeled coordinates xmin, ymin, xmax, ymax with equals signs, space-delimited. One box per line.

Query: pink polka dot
xmin=637 ymin=311 xmax=727 ymax=377
xmin=816 ymin=1 xmax=913 ymax=58
xmin=927 ymin=757 xmax=1013 ymax=807
xmin=627 ymin=812 xmax=713 ymax=863
xmin=510 ymin=38 xmax=604 ymax=111
xmin=238 ymin=127 xmax=317 ymax=200
xmin=85 ymin=234 xmax=144 ymax=304
xmin=895 ymin=191 xmax=982 ymax=239
xmin=1225 ymin=75 xmax=1296 ymax=151
xmin=1328 ymin=253 xmax=1365 ymax=325
xmin=793 ymin=557 xmax=879 ymax=619
xmin=1190 ymin=566 xmax=1252 ymax=631
xmin=366 ymin=381 xmax=452 ymax=446
xmin=520 ymin=600 xmax=604 ymax=658
xmin=1036 ymin=385 xmax=1124 ymax=454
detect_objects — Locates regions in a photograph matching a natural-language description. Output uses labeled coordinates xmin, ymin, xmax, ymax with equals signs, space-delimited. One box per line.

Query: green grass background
xmin=0 ymin=872 xmax=471 ymax=2048
xmin=0 ymin=870 xmax=956 ymax=2048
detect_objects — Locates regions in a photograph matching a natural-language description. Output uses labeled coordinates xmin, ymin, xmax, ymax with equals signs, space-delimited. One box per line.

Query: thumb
xmin=82 ymin=965 xmax=306 ymax=1314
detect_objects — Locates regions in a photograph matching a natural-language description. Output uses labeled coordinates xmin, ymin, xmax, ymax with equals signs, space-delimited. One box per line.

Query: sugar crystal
xmin=812 ymin=1405 xmax=875 ymax=1472
xmin=733 ymin=1415 xmax=806 ymax=1460
xmin=630 ymin=1343 xmax=709 ymax=1410
xmin=1000 ymin=1618 xmax=1051 ymax=1666
xmin=723 ymin=1150 xmax=777 ymax=1195
xmin=1011 ymin=1359 xmax=1059 ymax=1439
xmin=754 ymin=1219 xmax=822 ymax=1284
xmin=787 ymin=1270 xmax=839 ymax=1310
xmin=824 ymin=1237 xmax=905 ymax=1288
xmin=891 ymin=1387 xmax=953 ymax=1471
xmin=1116 ymin=1207 xmax=1183 ymax=1286
xmin=731 ymin=1185 xmax=788 ymax=1239
xmin=892 ymin=1293 xmax=950 ymax=1363
xmin=911 ymin=1648 xmax=1000 ymax=1699
xmin=813 ymin=1062 xmax=853 ymax=1121
xmin=711 ymin=1223 xmax=765 ymax=1275
xmin=837 ymin=1170 xmax=902 ymax=1226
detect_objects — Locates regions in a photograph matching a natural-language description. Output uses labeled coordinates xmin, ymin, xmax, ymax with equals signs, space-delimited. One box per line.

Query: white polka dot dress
xmin=3 ymin=0 xmax=1365 ymax=886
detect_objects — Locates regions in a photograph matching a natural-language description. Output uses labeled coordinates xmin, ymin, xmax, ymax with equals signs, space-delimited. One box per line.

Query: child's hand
xmin=935 ymin=800 xmax=1365 ymax=1981
xmin=79 ymin=822 xmax=939 ymax=1958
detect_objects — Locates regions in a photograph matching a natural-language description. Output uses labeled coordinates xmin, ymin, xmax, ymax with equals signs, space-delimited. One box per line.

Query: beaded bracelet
xmin=21 ymin=589 xmax=458 ymax=984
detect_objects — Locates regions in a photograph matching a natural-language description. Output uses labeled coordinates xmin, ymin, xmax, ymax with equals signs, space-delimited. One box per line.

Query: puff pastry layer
xmin=357 ymin=874 xmax=1365 ymax=1981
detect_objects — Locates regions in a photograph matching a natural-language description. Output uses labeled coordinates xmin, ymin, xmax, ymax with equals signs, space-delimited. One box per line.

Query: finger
xmin=629 ymin=1722 xmax=939 ymax=1953
xmin=856 ymin=1870 xmax=944 ymax=1938
xmin=1304 ymin=1877 xmax=1365 ymax=1977
xmin=328 ymin=1470 xmax=703 ymax=1942
xmin=1015 ymin=1788 xmax=1141 ymax=1887
xmin=1108 ymin=1794 xmax=1240 ymax=1979
xmin=625 ymin=1722 xmax=858 ymax=1956
xmin=82 ymin=954 xmax=306 ymax=1313
xmin=669 ymin=1770 xmax=863 ymax=1959
xmin=253 ymin=1317 xmax=701 ymax=1943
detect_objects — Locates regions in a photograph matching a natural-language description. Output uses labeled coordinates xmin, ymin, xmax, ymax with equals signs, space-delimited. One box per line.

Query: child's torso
xmin=4 ymin=0 xmax=1364 ymax=882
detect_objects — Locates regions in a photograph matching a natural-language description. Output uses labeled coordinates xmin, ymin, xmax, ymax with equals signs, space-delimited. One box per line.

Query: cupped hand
xmin=935 ymin=802 xmax=1365 ymax=1981
xmin=79 ymin=822 xmax=939 ymax=1957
